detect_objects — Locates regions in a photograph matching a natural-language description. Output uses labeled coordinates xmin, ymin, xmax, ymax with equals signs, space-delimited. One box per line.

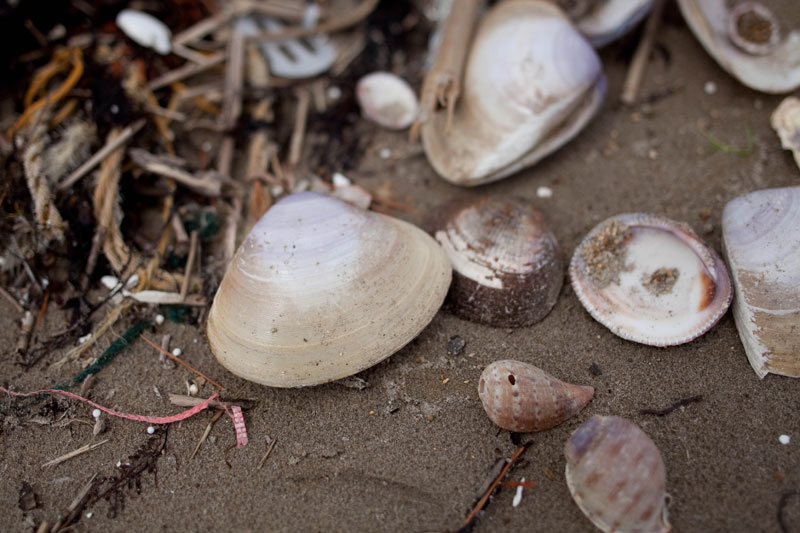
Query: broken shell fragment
xmin=356 ymin=72 xmax=419 ymax=130
xmin=771 ymin=96 xmax=800 ymax=170
xmin=434 ymin=197 xmax=563 ymax=327
xmin=116 ymin=9 xmax=172 ymax=55
xmin=565 ymin=415 xmax=671 ymax=533
xmin=569 ymin=213 xmax=732 ymax=346
xmin=722 ymin=187 xmax=800 ymax=378
xmin=478 ymin=360 xmax=594 ymax=432
xmin=557 ymin=0 xmax=655 ymax=47
xmin=206 ymin=192 xmax=451 ymax=387
xmin=422 ymin=0 xmax=606 ymax=186
xmin=677 ymin=0 xmax=800 ymax=93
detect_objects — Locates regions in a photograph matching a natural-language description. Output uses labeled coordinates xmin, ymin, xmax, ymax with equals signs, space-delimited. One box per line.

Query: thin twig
xmin=140 ymin=335 xmax=226 ymax=391
xmin=621 ymin=0 xmax=667 ymax=105
xmin=128 ymin=148 xmax=222 ymax=196
xmin=0 ymin=285 xmax=24 ymax=313
xmin=180 ymin=231 xmax=199 ymax=302
xmin=189 ymin=410 xmax=224 ymax=460
xmin=288 ymin=88 xmax=310 ymax=169
xmin=640 ymin=395 xmax=703 ymax=416
xmin=148 ymin=53 xmax=225 ymax=91
xmin=168 ymin=393 xmax=253 ymax=410
xmin=460 ymin=445 xmax=528 ymax=531
xmin=41 ymin=439 xmax=109 ymax=468
xmin=257 ymin=438 xmax=277 ymax=470
xmin=222 ymin=29 xmax=246 ymax=130
xmin=57 ymin=119 xmax=145 ymax=190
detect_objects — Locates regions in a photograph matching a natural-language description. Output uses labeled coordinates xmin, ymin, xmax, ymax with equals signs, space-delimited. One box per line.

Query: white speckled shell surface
xmin=206 ymin=192 xmax=452 ymax=387
xmin=722 ymin=186 xmax=800 ymax=378
xmin=565 ymin=415 xmax=671 ymax=533
xmin=421 ymin=0 xmax=606 ymax=186
xmin=569 ymin=213 xmax=732 ymax=346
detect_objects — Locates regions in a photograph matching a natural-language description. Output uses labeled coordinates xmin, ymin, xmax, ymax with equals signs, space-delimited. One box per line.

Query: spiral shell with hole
xmin=569 ymin=213 xmax=733 ymax=346
xmin=722 ymin=186 xmax=800 ymax=378
xmin=421 ymin=0 xmax=606 ymax=186
xmin=556 ymin=0 xmax=655 ymax=47
xmin=677 ymin=0 xmax=800 ymax=93
xmin=206 ymin=192 xmax=452 ymax=387
xmin=434 ymin=197 xmax=563 ymax=327
xmin=478 ymin=360 xmax=594 ymax=432
xmin=565 ymin=415 xmax=671 ymax=533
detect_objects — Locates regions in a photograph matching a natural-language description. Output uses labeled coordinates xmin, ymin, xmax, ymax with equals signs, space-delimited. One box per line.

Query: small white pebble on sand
xmin=172 ymin=348 xmax=182 ymax=357
xmin=86 ymin=512 xmax=93 ymax=519
xmin=78 ymin=333 xmax=92 ymax=344
xmin=704 ymin=81 xmax=717 ymax=95
xmin=332 ymin=172 xmax=351 ymax=188
xmin=512 ymin=477 xmax=525 ymax=507
xmin=327 ymin=86 xmax=342 ymax=101
xmin=188 ymin=383 xmax=199 ymax=395
xmin=779 ymin=434 xmax=790 ymax=445
xmin=100 ymin=276 xmax=120 ymax=290
xmin=379 ymin=148 xmax=392 ymax=159
xmin=155 ymin=314 xmax=165 ymax=325
xmin=92 ymin=409 xmax=101 ymax=419
xmin=147 ymin=426 xmax=155 ymax=435
xmin=536 ymin=186 xmax=553 ymax=199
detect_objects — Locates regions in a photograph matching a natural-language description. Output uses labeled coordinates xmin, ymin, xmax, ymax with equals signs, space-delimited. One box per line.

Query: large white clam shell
xmin=206 ymin=192 xmax=452 ymax=387
xmin=559 ymin=0 xmax=655 ymax=47
xmin=421 ymin=0 xmax=606 ymax=186
xmin=722 ymin=186 xmax=800 ymax=378
xmin=565 ymin=415 xmax=671 ymax=533
xmin=569 ymin=213 xmax=733 ymax=346
xmin=677 ymin=0 xmax=800 ymax=93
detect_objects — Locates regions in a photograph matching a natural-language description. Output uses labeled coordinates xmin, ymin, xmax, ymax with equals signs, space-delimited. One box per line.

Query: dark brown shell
xmin=435 ymin=197 xmax=563 ymax=327
xmin=478 ymin=360 xmax=594 ymax=432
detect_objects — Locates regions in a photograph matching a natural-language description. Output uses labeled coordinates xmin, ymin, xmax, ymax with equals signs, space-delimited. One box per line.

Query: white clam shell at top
xmin=421 ymin=0 xmax=606 ymax=186
xmin=206 ymin=192 xmax=451 ymax=387
xmin=567 ymin=0 xmax=655 ymax=48
xmin=569 ymin=213 xmax=732 ymax=346
xmin=677 ymin=0 xmax=800 ymax=93
xmin=116 ymin=9 xmax=172 ymax=55
xmin=722 ymin=186 xmax=800 ymax=378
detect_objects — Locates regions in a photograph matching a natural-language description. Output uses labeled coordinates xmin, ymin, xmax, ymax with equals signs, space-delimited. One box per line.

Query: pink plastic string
xmin=0 ymin=387 xmax=248 ymax=447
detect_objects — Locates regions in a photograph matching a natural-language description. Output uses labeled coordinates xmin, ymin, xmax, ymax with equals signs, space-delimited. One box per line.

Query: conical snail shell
xmin=722 ymin=186 xmax=800 ymax=378
xmin=565 ymin=415 xmax=671 ymax=533
xmin=478 ymin=360 xmax=594 ymax=432
xmin=435 ymin=197 xmax=563 ymax=327
xmin=569 ymin=213 xmax=732 ymax=346
xmin=678 ymin=0 xmax=800 ymax=93
xmin=206 ymin=192 xmax=452 ymax=387
xmin=421 ymin=0 xmax=606 ymax=186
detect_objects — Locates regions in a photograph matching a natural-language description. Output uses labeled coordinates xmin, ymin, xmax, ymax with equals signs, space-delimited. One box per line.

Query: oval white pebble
xmin=779 ymin=434 xmax=790 ymax=445
xmin=92 ymin=409 xmax=101 ymax=419
xmin=116 ymin=9 xmax=172 ymax=55
xmin=188 ymin=383 xmax=199 ymax=395
xmin=356 ymin=72 xmax=418 ymax=130
xmin=704 ymin=81 xmax=717 ymax=95
xmin=172 ymin=348 xmax=182 ymax=357
xmin=147 ymin=426 xmax=155 ymax=434
xmin=155 ymin=314 xmax=165 ymax=325
xmin=536 ymin=186 xmax=553 ymax=198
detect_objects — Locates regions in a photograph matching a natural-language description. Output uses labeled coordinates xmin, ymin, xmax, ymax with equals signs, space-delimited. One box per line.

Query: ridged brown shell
xmin=565 ymin=415 xmax=671 ymax=533
xmin=478 ymin=360 xmax=594 ymax=432
xmin=435 ymin=197 xmax=563 ymax=327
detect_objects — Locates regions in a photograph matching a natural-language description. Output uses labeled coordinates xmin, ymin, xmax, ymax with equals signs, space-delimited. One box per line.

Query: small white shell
xmin=206 ymin=192 xmax=451 ymax=387
xmin=677 ymin=0 xmax=800 ymax=93
xmin=421 ymin=0 xmax=606 ymax=186
xmin=722 ymin=186 xmax=800 ymax=378
xmin=569 ymin=213 xmax=732 ymax=346
xmin=116 ymin=9 xmax=172 ymax=55
xmin=771 ymin=96 xmax=800 ymax=170
xmin=565 ymin=415 xmax=671 ymax=533
xmin=356 ymin=72 xmax=419 ymax=130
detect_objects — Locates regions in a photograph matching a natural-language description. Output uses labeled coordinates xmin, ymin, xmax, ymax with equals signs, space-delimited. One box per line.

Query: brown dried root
xmin=409 ymin=0 xmax=481 ymax=142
